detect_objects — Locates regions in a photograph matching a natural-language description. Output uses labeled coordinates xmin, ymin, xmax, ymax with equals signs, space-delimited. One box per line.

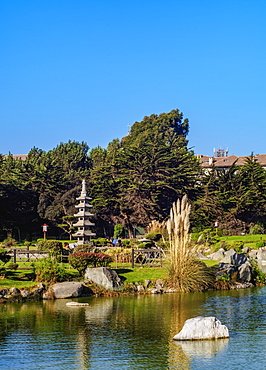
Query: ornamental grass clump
xmin=166 ymin=195 xmax=214 ymax=292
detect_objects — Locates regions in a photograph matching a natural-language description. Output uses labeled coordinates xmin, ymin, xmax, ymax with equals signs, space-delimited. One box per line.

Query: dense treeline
xmin=1 ymin=109 xmax=266 ymax=240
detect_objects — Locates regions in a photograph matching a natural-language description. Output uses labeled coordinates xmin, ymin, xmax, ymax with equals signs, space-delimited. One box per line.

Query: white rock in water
xmin=66 ymin=302 xmax=89 ymax=307
xmin=173 ymin=316 xmax=229 ymax=340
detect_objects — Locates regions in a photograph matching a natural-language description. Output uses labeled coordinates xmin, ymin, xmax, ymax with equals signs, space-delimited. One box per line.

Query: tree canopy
xmin=1 ymin=110 xmax=266 ymax=240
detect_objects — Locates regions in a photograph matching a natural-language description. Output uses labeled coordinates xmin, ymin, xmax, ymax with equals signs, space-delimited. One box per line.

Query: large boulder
xmin=256 ymin=248 xmax=266 ymax=261
xmin=173 ymin=316 xmax=230 ymax=340
xmin=220 ymin=249 xmax=237 ymax=264
xmin=238 ymin=261 xmax=252 ymax=282
xmin=44 ymin=282 xmax=85 ymax=299
xmin=209 ymin=249 xmax=225 ymax=261
xmin=231 ymin=253 xmax=247 ymax=266
xmin=218 ymin=262 xmax=237 ymax=277
xmin=84 ymin=267 xmax=123 ymax=290
xmin=248 ymin=249 xmax=258 ymax=259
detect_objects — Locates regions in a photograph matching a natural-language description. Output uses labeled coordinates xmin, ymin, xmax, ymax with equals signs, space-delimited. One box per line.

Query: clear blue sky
xmin=1 ymin=0 xmax=266 ymax=157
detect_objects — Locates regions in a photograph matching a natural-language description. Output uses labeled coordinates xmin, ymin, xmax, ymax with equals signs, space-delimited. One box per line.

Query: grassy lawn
xmin=202 ymin=260 xmax=218 ymax=267
xmin=219 ymin=234 xmax=266 ymax=242
xmin=115 ymin=266 xmax=168 ymax=284
xmin=0 ymin=269 xmax=38 ymax=289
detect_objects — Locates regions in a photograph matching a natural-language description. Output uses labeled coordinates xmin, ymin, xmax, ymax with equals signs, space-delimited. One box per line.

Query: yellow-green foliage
xmin=105 ymin=248 xmax=132 ymax=256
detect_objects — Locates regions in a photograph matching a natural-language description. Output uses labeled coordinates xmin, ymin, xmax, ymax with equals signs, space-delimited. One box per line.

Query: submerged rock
xmin=66 ymin=302 xmax=89 ymax=306
xmin=173 ymin=316 xmax=230 ymax=340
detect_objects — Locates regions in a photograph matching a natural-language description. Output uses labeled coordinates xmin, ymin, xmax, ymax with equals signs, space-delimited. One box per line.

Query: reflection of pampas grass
xmin=167 ymin=195 xmax=214 ymax=292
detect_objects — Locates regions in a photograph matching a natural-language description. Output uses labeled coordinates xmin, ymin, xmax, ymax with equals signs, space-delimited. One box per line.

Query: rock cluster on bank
xmin=0 ymin=283 xmax=46 ymax=303
xmin=197 ymin=246 xmax=266 ymax=288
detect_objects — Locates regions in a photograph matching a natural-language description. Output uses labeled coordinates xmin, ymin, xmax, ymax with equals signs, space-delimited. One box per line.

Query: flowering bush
xmin=69 ymin=252 xmax=113 ymax=276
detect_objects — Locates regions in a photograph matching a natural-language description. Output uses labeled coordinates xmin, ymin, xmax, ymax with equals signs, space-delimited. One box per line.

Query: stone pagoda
xmin=73 ymin=179 xmax=96 ymax=245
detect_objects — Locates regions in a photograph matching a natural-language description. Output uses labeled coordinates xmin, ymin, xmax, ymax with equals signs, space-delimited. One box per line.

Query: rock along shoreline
xmin=0 ymin=279 xmax=257 ymax=304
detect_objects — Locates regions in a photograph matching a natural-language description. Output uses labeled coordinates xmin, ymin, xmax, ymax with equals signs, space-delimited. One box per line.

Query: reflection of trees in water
xmin=0 ymin=291 xmax=235 ymax=369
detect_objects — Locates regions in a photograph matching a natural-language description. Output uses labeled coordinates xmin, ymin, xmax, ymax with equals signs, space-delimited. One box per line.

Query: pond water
xmin=1 ymin=286 xmax=266 ymax=369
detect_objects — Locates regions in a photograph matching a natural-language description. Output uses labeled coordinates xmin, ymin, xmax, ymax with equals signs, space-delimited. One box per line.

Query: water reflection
xmin=173 ymin=338 xmax=229 ymax=358
xmin=1 ymin=287 xmax=266 ymax=369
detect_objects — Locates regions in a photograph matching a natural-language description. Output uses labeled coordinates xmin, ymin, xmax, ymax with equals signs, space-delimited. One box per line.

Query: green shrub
xmin=3 ymin=239 xmax=14 ymax=247
xmin=33 ymin=257 xmax=67 ymax=283
xmin=24 ymin=241 xmax=31 ymax=248
xmin=74 ymin=244 xmax=95 ymax=253
xmin=231 ymin=241 xmax=244 ymax=253
xmin=144 ymin=233 xmax=162 ymax=242
xmin=37 ymin=240 xmax=63 ymax=257
xmin=249 ymin=223 xmax=265 ymax=235
xmin=113 ymin=224 xmax=124 ymax=238
xmin=255 ymin=241 xmax=265 ymax=249
xmin=122 ymin=240 xmax=131 ymax=247
xmin=0 ymin=267 xmax=6 ymax=276
xmin=219 ymin=241 xmax=229 ymax=250
xmin=92 ymin=238 xmax=109 ymax=247
xmin=155 ymin=240 xmax=169 ymax=249
xmin=138 ymin=242 xmax=154 ymax=249
xmin=250 ymin=260 xmax=266 ymax=284
xmin=217 ymin=273 xmax=230 ymax=282
xmin=69 ymin=252 xmax=113 ymax=276
xmin=0 ymin=248 xmax=11 ymax=264
xmin=2 ymin=238 xmax=16 ymax=248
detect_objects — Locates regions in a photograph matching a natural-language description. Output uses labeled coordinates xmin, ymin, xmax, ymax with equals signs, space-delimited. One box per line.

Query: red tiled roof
xmin=3 ymin=154 xmax=27 ymax=161
xmin=199 ymin=154 xmax=266 ymax=168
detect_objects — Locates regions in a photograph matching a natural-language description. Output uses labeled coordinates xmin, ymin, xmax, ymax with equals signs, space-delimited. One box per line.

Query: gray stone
xmin=84 ymin=267 xmax=123 ymax=290
xmin=238 ymin=261 xmax=252 ymax=282
xmin=242 ymin=246 xmax=250 ymax=254
xmin=149 ymin=288 xmax=161 ymax=294
xmin=248 ymin=249 xmax=258 ymax=259
xmin=49 ymin=282 xmax=85 ymax=299
xmin=20 ymin=290 xmax=31 ymax=298
xmin=220 ymin=249 xmax=237 ymax=264
xmin=173 ymin=316 xmax=229 ymax=340
xmin=231 ymin=253 xmax=247 ymax=266
xmin=66 ymin=302 xmax=89 ymax=306
xmin=218 ymin=263 xmax=237 ymax=277
xmin=31 ymin=283 xmax=46 ymax=296
xmin=257 ymin=248 xmax=266 ymax=261
xmin=137 ymin=285 xmax=145 ymax=291
xmin=144 ymin=279 xmax=151 ymax=288
xmin=209 ymin=249 xmax=225 ymax=261
xmin=9 ymin=287 xmax=21 ymax=295
xmin=196 ymin=251 xmax=208 ymax=260
xmin=155 ymin=279 xmax=164 ymax=287
xmin=0 ymin=289 xmax=8 ymax=297
xmin=164 ymin=288 xmax=177 ymax=293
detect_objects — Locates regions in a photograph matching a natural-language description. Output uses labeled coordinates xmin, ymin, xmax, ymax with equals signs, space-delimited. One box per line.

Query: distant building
xmin=198 ymin=153 xmax=266 ymax=172
xmin=3 ymin=154 xmax=27 ymax=160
